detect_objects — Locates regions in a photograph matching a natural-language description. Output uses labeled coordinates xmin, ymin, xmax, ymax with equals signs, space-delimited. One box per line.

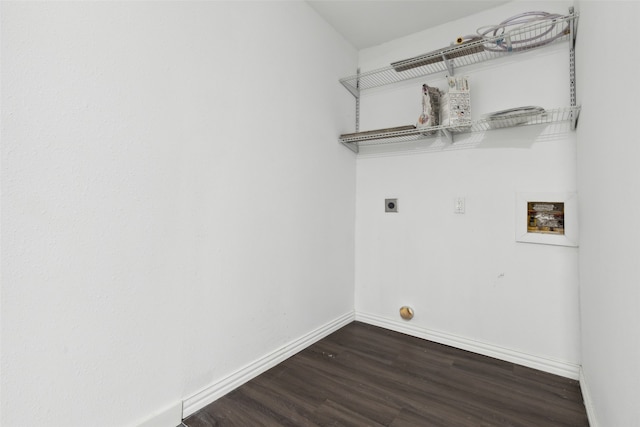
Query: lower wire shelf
xmin=339 ymin=106 xmax=580 ymax=153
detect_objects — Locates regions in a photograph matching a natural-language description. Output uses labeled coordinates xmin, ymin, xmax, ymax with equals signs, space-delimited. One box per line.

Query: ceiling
xmin=306 ymin=0 xmax=511 ymax=50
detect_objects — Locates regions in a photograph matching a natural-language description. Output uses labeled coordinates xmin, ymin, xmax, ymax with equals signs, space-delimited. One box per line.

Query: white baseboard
xmin=182 ymin=311 xmax=355 ymax=419
xmin=136 ymin=401 xmax=182 ymax=427
xmin=355 ymin=311 xmax=580 ymax=380
xmin=579 ymin=366 xmax=599 ymax=427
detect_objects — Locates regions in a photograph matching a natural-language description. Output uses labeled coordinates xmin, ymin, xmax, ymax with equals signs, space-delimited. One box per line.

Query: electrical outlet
xmin=454 ymin=197 xmax=465 ymax=214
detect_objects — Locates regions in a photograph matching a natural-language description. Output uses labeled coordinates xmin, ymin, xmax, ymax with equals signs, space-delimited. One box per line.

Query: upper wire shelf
xmin=339 ymin=13 xmax=578 ymax=97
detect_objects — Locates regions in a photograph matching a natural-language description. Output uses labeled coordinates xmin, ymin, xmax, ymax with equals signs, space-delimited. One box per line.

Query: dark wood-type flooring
xmin=184 ymin=322 xmax=589 ymax=426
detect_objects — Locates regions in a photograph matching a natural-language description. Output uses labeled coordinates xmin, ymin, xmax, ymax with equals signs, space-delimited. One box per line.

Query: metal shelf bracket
xmin=441 ymin=128 xmax=454 ymax=144
xmin=441 ymin=53 xmax=454 ymax=76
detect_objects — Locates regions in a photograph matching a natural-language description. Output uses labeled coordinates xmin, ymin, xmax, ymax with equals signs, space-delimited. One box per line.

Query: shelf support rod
xmin=340 ymin=68 xmax=361 ymax=153
xmin=570 ymin=6 xmax=578 ymax=49
xmin=569 ymin=6 xmax=579 ymax=129
xmin=355 ymin=68 xmax=360 ymax=132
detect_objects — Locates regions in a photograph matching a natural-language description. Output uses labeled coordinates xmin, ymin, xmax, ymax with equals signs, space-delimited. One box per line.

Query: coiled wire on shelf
xmin=473 ymin=11 xmax=570 ymax=52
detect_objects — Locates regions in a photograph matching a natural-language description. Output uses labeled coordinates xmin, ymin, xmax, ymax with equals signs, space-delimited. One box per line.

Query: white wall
xmin=576 ymin=1 xmax=640 ymax=425
xmin=0 ymin=2 xmax=356 ymax=426
xmin=354 ymin=1 xmax=582 ymax=373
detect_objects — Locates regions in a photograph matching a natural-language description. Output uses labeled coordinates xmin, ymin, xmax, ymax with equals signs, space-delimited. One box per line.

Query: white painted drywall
xmin=575 ymin=1 xmax=640 ymax=425
xmin=354 ymin=1 xmax=581 ymax=368
xmin=0 ymin=2 xmax=356 ymax=426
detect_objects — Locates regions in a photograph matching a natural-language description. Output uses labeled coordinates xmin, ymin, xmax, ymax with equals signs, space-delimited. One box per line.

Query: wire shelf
xmin=340 ymin=106 xmax=580 ymax=151
xmin=339 ymin=13 xmax=577 ymax=96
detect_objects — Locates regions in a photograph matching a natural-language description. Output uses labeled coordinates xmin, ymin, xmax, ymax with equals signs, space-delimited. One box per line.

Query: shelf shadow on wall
xmin=476 ymin=121 xmax=575 ymax=150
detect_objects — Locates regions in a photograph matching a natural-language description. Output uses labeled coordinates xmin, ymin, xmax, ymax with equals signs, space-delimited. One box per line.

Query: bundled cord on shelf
xmin=477 ymin=11 xmax=570 ymax=52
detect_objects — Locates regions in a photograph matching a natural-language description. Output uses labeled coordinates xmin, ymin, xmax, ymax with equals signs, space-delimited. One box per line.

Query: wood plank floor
xmin=183 ymin=322 xmax=589 ymax=426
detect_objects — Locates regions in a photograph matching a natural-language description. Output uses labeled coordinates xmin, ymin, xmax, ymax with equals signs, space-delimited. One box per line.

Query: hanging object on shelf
xmin=417 ymin=84 xmax=442 ymax=135
xmin=440 ymin=75 xmax=471 ymax=132
xmin=484 ymin=106 xmax=546 ymax=129
xmin=477 ymin=11 xmax=570 ymax=53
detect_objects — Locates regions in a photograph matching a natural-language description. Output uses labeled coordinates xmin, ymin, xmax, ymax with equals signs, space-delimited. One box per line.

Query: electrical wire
xmin=475 ymin=11 xmax=569 ymax=52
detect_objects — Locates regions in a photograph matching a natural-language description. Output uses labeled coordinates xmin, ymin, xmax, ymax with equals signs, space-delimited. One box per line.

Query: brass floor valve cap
xmin=399 ymin=306 xmax=414 ymax=320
